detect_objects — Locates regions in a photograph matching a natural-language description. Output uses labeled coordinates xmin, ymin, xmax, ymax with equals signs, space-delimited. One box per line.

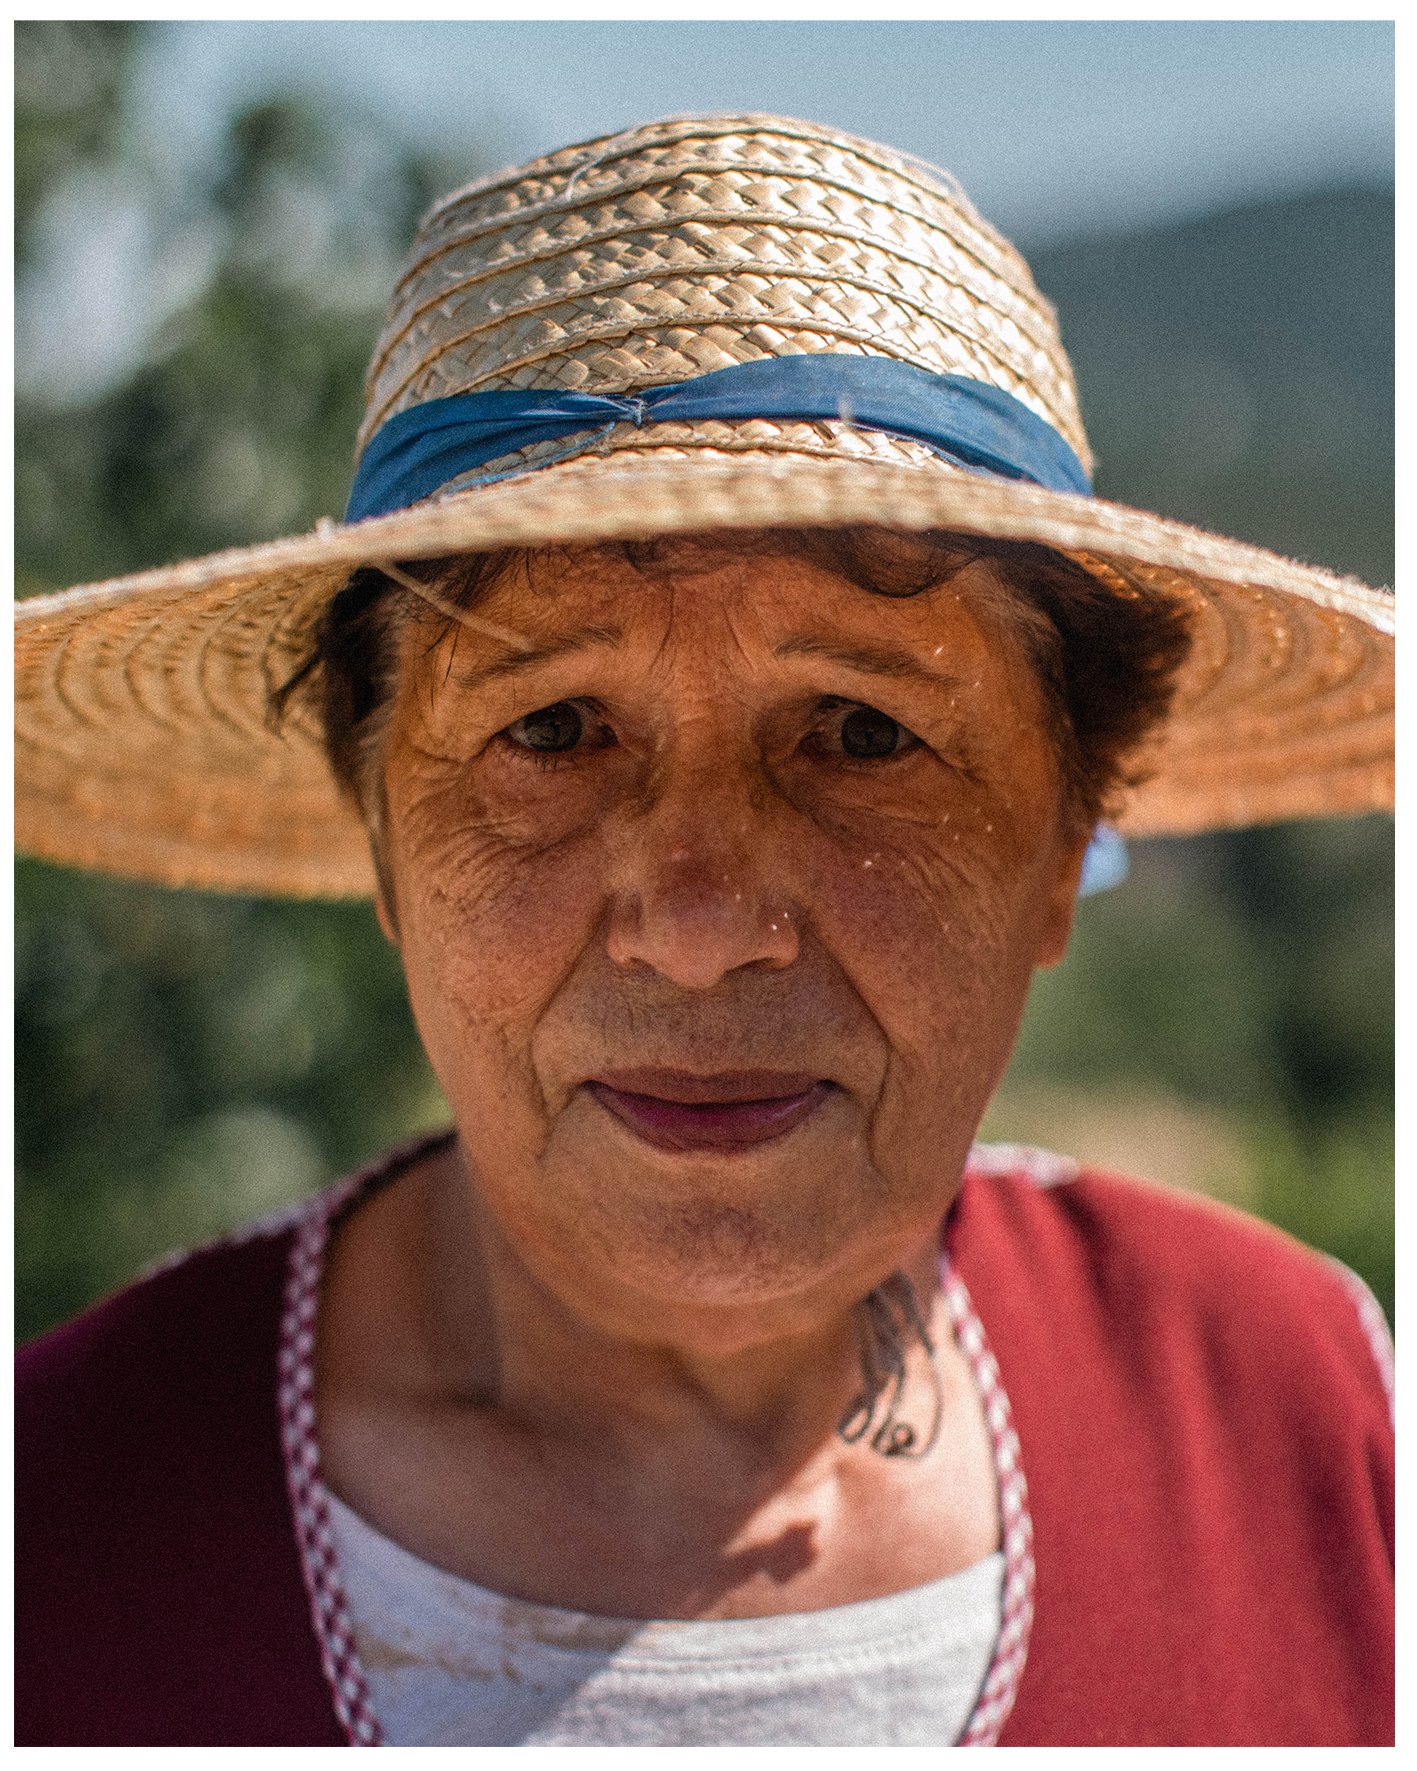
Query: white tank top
xmin=328 ymin=1492 xmax=1003 ymax=1746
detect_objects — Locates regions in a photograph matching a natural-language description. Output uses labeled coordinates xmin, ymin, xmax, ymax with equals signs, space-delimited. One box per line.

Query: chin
xmin=530 ymin=1113 xmax=922 ymax=1322
xmin=609 ymin=1194 xmax=848 ymax=1306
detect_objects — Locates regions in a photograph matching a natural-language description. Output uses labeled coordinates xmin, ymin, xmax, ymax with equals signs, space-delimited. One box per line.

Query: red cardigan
xmin=15 ymin=1141 xmax=1394 ymax=1746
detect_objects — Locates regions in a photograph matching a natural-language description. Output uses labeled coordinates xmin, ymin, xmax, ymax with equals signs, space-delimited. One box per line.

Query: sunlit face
xmin=377 ymin=535 xmax=1088 ymax=1335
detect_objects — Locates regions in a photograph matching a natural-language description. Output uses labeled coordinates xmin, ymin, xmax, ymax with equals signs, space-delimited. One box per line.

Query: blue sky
xmin=136 ymin=19 xmax=1393 ymax=245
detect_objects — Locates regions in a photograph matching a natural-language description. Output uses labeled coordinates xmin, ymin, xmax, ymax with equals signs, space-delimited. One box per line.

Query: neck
xmin=315 ymin=1136 xmax=1002 ymax=1618
xmin=374 ymin=1138 xmax=947 ymax=1487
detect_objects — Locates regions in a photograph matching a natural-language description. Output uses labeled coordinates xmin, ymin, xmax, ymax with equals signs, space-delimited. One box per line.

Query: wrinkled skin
xmin=318 ymin=532 xmax=1090 ymax=1620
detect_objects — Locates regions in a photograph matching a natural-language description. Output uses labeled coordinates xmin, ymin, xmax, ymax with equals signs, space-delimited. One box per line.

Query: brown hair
xmin=273 ymin=527 xmax=1192 ymax=870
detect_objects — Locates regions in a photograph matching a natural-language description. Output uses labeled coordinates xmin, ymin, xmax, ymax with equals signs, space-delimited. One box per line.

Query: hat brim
xmin=15 ymin=443 xmax=1393 ymax=899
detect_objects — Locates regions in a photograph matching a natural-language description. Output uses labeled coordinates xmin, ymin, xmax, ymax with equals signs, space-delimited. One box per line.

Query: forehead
xmin=415 ymin=529 xmax=1029 ymax=665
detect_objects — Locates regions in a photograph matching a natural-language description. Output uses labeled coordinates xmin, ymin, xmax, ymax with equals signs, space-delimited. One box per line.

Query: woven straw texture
xmin=14 ymin=115 xmax=1393 ymax=898
xmin=359 ymin=114 xmax=1089 ymax=468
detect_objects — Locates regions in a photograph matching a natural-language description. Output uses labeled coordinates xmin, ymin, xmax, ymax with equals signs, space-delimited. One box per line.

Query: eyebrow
xmin=773 ymin=633 xmax=963 ymax=688
xmin=447 ymin=627 xmax=959 ymax=694
xmin=448 ymin=624 xmax=624 ymax=689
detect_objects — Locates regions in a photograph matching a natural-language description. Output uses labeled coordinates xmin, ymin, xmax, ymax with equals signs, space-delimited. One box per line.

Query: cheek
xmin=802 ymin=800 xmax=1054 ymax=1089
xmin=388 ymin=768 xmax=610 ymax=1077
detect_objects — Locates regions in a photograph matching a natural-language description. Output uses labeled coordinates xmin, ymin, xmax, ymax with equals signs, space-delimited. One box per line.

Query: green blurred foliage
xmin=17 ymin=33 xmax=453 ymax=590
xmin=987 ymin=820 xmax=1394 ymax=1320
xmin=15 ymin=21 xmax=463 ymax=1339
xmin=15 ymin=20 xmax=132 ymax=258
xmin=15 ymin=22 xmax=1393 ymax=1340
xmin=15 ymin=861 xmax=447 ymax=1341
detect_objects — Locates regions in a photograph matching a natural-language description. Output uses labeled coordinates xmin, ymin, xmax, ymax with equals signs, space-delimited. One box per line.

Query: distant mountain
xmin=1027 ymin=187 xmax=1393 ymax=588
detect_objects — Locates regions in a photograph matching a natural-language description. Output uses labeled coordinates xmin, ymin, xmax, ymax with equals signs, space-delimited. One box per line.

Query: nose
xmin=605 ymin=758 xmax=800 ymax=989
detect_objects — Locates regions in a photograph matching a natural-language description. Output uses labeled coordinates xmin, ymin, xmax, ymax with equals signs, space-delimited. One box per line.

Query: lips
xmin=585 ymin=1069 xmax=835 ymax=1153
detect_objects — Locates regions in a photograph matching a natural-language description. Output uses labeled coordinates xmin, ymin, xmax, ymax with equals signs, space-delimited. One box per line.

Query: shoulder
xmin=959 ymin=1146 xmax=1394 ymax=1744
xmin=14 ymin=1207 xmax=320 ymax=1744
xmin=15 ymin=1129 xmax=451 ymax=1435
xmin=16 ymin=1204 xmax=299 ymax=1449
xmin=952 ymin=1143 xmax=1393 ymax=1431
xmin=15 ymin=1197 xmax=308 ymax=1556
xmin=10 ymin=1132 xmax=449 ymax=1749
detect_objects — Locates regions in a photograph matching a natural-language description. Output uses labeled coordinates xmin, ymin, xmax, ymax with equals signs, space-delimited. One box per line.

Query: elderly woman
xmin=15 ymin=116 xmax=1393 ymax=1747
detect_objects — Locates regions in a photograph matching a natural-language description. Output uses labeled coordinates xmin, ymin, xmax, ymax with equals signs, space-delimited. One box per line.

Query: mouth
xmin=585 ymin=1069 xmax=836 ymax=1153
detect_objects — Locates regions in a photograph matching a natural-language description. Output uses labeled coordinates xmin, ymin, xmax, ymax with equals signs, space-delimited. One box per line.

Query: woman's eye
xmin=830 ymin=705 xmax=918 ymax=761
xmin=506 ymin=702 xmax=585 ymax=753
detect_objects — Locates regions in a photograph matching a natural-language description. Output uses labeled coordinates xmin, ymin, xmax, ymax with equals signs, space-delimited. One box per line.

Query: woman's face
xmin=378 ymin=535 xmax=1088 ymax=1340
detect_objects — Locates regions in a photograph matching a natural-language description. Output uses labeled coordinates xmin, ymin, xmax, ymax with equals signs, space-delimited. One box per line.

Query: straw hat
xmin=15 ymin=114 xmax=1393 ymax=899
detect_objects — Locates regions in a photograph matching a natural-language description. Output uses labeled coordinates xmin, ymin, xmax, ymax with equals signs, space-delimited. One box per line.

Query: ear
xmin=1033 ymin=824 xmax=1092 ymax=969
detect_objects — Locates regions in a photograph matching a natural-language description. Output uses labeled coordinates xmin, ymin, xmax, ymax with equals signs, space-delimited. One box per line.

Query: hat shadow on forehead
xmin=13 ymin=113 xmax=1393 ymax=899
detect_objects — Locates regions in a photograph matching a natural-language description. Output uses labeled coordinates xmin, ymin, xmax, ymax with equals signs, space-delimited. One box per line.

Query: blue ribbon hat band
xmin=345 ymin=354 xmax=1092 ymax=524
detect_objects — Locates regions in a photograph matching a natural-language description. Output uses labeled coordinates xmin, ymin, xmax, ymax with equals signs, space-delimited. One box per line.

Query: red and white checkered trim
xmin=278 ymin=1173 xmax=386 ymax=1746
xmin=966 ymin=1140 xmax=1079 ymax=1188
xmin=942 ymin=1254 xmax=1035 ymax=1746
xmin=279 ymin=1133 xmax=462 ymax=1743
xmin=1326 ymin=1254 xmax=1395 ymax=1429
